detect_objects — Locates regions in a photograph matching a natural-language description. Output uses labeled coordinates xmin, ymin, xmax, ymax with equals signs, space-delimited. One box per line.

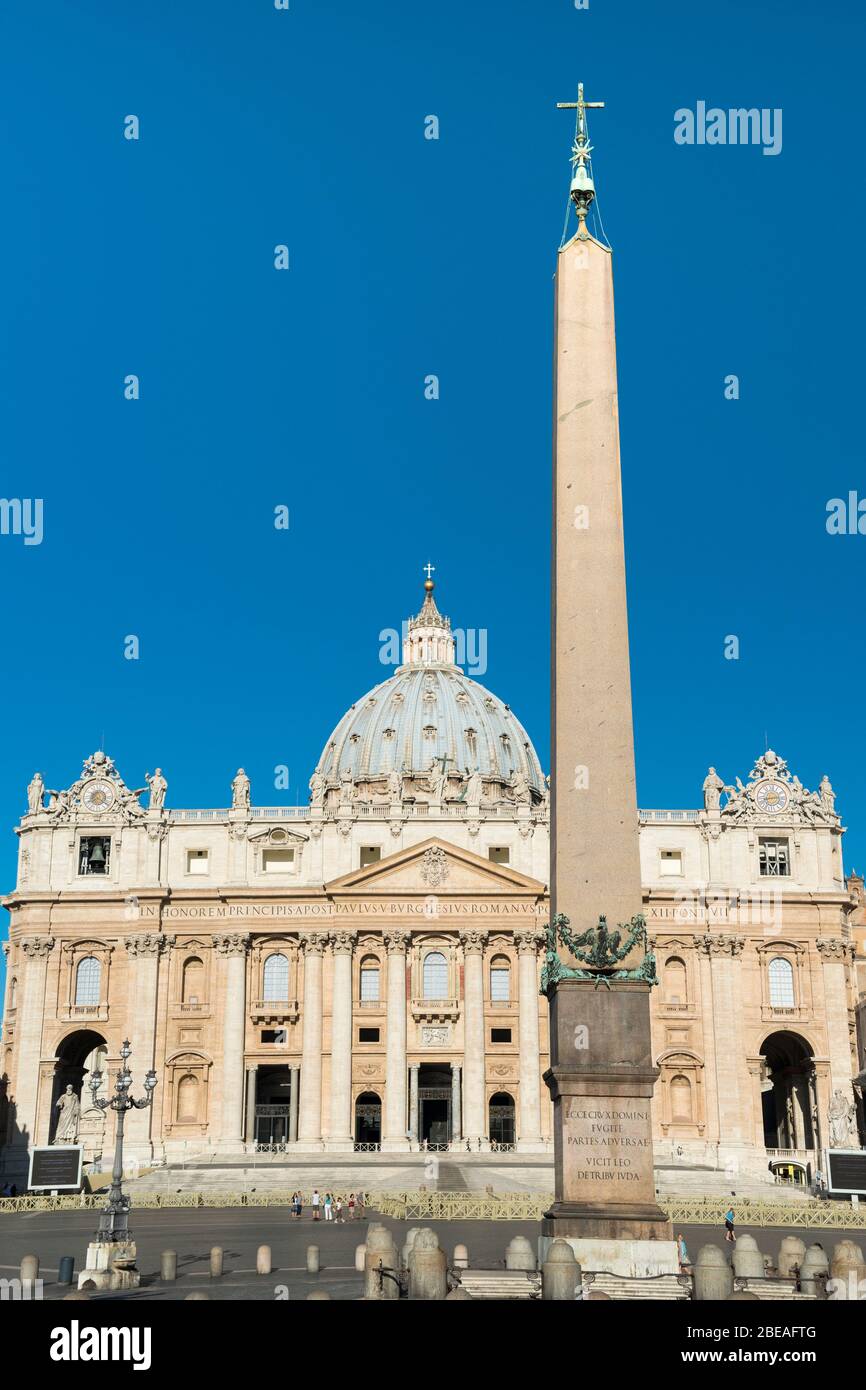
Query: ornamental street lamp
xmin=88 ymin=1039 xmax=157 ymax=1243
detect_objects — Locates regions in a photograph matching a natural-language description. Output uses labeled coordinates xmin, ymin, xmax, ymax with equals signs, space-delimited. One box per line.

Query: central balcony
xmin=411 ymin=997 xmax=460 ymax=1023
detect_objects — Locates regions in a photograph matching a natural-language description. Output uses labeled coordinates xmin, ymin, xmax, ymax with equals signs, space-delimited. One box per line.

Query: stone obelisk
xmin=542 ymin=86 xmax=673 ymax=1268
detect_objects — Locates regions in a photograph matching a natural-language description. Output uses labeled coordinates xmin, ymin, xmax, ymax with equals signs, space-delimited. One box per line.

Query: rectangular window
xmin=78 ymin=837 xmax=111 ymax=876
xmin=488 ymin=847 xmax=510 ymax=865
xmin=659 ymin=850 xmax=683 ymax=876
xmin=360 ymin=846 xmax=382 ymax=867
xmin=261 ymin=1028 xmax=287 ymax=1044
xmin=360 ymin=967 xmax=380 ymax=1002
xmin=490 ymin=968 xmax=511 ymax=1002
xmin=187 ymin=849 xmax=209 ymax=875
xmin=262 ymin=848 xmax=295 ymax=872
xmin=358 ymin=1027 xmax=380 ymax=1043
xmin=759 ymin=838 xmax=790 ymax=877
xmin=491 ymin=1027 xmax=512 ymax=1044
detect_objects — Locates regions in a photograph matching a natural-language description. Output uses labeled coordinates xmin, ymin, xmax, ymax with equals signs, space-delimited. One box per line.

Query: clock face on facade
xmin=81 ymin=778 xmax=116 ymax=814
xmin=754 ymin=779 xmax=789 ymax=815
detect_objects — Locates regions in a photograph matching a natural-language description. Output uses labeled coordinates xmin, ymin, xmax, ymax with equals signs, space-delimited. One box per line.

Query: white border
xmin=825 ymin=1147 xmax=866 ymax=1196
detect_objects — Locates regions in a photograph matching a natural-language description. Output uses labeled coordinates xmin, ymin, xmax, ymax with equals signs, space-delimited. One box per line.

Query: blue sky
xmin=1 ymin=0 xmax=865 ymax=990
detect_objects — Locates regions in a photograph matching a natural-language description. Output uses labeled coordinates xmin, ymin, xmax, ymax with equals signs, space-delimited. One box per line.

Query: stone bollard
xmin=58 ymin=1255 xmax=75 ymax=1286
xmin=210 ymin=1247 xmax=223 ymax=1278
xmin=355 ymin=1244 xmax=366 ymax=1272
xmin=452 ymin=1243 xmax=470 ymax=1270
xmin=306 ymin=1245 xmax=320 ymax=1274
xmin=830 ymin=1239 xmax=866 ymax=1296
xmin=777 ymin=1236 xmax=806 ymax=1280
xmin=446 ymin=1286 xmax=472 ymax=1299
xmin=364 ymin=1223 xmax=400 ymax=1301
xmin=799 ymin=1243 xmax=830 ymax=1298
xmin=732 ymin=1234 xmax=765 ymax=1281
xmin=584 ymin=1291 xmax=612 ymax=1300
xmin=257 ymin=1245 xmax=272 ymax=1276
xmin=401 ymin=1227 xmax=421 ymax=1270
xmin=408 ymin=1229 xmax=448 ymax=1301
xmin=161 ymin=1250 xmax=177 ymax=1282
xmin=694 ymin=1246 xmax=733 ymax=1301
xmin=20 ymin=1255 xmax=39 ymax=1283
xmin=306 ymin=1290 xmax=331 ymax=1300
xmin=185 ymin=1292 xmax=210 ymax=1300
xmin=542 ymin=1239 xmax=580 ymax=1301
xmin=505 ymin=1236 xmax=537 ymax=1272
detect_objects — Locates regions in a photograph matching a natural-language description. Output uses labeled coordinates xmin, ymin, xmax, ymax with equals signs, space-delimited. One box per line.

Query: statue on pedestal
xmin=309 ymin=772 xmax=326 ymax=806
xmin=702 ymin=767 xmax=725 ymax=812
xmin=145 ymin=768 xmax=167 ymax=810
xmin=828 ymin=1088 xmax=857 ymax=1148
xmin=231 ymin=768 xmax=251 ymax=810
xmin=27 ymin=772 xmax=45 ymax=814
xmin=53 ymin=1085 xmax=81 ymax=1144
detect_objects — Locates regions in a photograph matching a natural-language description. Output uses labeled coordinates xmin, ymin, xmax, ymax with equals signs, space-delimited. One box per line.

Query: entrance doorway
xmin=51 ymin=1030 xmax=107 ymax=1143
xmin=354 ymin=1092 xmax=382 ymax=1149
xmin=254 ymin=1066 xmax=294 ymax=1148
xmin=489 ymin=1092 xmax=516 ymax=1148
xmin=418 ymin=1065 xmax=451 ymax=1149
xmin=760 ymin=1032 xmax=817 ymax=1152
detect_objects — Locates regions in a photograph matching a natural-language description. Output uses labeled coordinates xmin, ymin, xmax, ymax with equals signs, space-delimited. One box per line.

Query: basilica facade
xmin=1 ymin=579 xmax=863 ymax=1180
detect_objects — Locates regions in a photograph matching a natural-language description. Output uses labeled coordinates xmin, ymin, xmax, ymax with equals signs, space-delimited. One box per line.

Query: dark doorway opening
xmin=419 ymin=1064 xmax=451 ymax=1148
xmin=254 ymin=1066 xmax=293 ymax=1147
xmin=354 ymin=1092 xmax=382 ymax=1148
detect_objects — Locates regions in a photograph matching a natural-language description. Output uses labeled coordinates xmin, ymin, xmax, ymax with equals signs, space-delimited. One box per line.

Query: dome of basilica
xmin=311 ymin=579 xmax=545 ymax=806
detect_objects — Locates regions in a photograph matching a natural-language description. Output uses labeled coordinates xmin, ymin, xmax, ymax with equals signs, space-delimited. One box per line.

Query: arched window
xmin=177 ymin=1074 xmax=200 ymax=1123
xmin=664 ymin=956 xmax=687 ymax=1005
xmin=9 ymin=977 xmax=17 ymax=1009
xmin=423 ymin=951 xmax=448 ymax=999
xmin=490 ymin=955 xmax=511 ymax=1003
xmin=75 ymin=957 xmax=101 ymax=1006
xmin=182 ymin=956 xmax=204 ymax=1005
xmin=360 ymin=956 xmax=380 ymax=1003
xmin=768 ymin=956 xmax=795 ymax=1008
xmin=670 ymin=1074 xmax=693 ymax=1122
xmin=263 ymin=953 xmax=289 ymax=1002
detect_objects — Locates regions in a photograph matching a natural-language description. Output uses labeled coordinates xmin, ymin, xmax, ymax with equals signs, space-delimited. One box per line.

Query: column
xmin=460 ymin=928 xmax=488 ymax=1147
xmin=409 ymin=1064 xmax=419 ymax=1145
xmin=451 ymin=1064 xmax=462 ymax=1144
xmin=328 ymin=929 xmax=356 ymax=1151
xmin=701 ymin=934 xmax=749 ymax=1151
xmin=123 ymin=933 xmax=170 ymax=1154
xmin=382 ymin=929 xmax=410 ymax=1151
xmin=244 ymin=1065 xmax=257 ymax=1144
xmin=298 ymin=931 xmax=327 ymax=1148
xmin=289 ymin=1063 xmax=300 ymax=1143
xmin=213 ymin=933 xmax=249 ymax=1148
xmin=514 ymin=929 xmax=545 ymax=1150
xmin=817 ymin=939 xmax=857 ymax=1098
xmin=11 ymin=937 xmax=55 ymax=1158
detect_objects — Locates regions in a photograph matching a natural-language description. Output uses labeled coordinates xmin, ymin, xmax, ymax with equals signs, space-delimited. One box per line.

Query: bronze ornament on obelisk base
xmin=541 ymin=86 xmax=676 ymax=1277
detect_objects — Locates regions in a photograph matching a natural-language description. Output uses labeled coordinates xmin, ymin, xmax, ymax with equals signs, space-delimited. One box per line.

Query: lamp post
xmin=88 ymin=1039 xmax=157 ymax=1243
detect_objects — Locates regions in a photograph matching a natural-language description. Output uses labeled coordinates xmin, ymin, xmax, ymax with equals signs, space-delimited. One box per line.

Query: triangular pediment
xmin=325 ymin=837 xmax=546 ymax=897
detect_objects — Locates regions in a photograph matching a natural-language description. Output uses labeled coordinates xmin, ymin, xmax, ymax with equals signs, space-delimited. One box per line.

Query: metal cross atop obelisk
xmin=556 ymin=83 xmax=604 ymax=225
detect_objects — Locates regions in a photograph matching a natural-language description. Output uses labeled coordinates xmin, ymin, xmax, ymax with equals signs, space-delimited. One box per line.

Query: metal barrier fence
xmin=0 ymin=1189 xmax=864 ymax=1227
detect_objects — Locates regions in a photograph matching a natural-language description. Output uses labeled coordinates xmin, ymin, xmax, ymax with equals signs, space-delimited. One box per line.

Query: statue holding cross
xmin=556 ymin=82 xmax=604 ymax=224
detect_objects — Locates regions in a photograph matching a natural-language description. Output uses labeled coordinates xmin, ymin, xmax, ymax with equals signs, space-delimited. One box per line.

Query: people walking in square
xmin=724 ymin=1207 xmax=736 ymax=1243
xmin=312 ymin=1188 xmax=321 ymax=1221
xmin=677 ymin=1232 xmax=691 ymax=1271
xmin=335 ymin=1196 xmax=344 ymax=1222
xmin=324 ymin=1191 xmax=333 ymax=1221
xmin=348 ymin=1192 xmax=356 ymax=1220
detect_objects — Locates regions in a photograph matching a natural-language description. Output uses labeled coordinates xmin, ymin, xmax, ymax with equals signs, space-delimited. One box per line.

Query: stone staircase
xmin=456 ymin=1269 xmax=542 ymax=1299
xmin=736 ymin=1278 xmax=816 ymax=1300
xmin=586 ymin=1272 xmax=691 ymax=1301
